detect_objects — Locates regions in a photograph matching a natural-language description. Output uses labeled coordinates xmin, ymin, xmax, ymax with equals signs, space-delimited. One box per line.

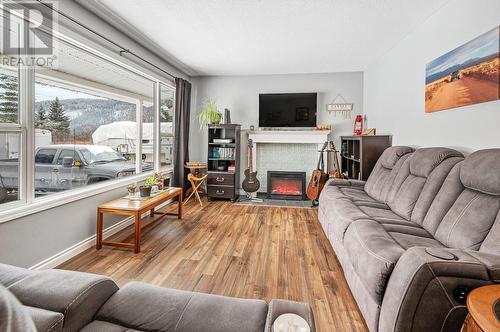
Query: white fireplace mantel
xmin=247 ymin=130 xmax=331 ymax=144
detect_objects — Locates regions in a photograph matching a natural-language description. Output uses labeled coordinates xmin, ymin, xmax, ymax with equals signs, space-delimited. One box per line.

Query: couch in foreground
xmin=0 ymin=263 xmax=314 ymax=332
xmin=319 ymin=146 xmax=500 ymax=332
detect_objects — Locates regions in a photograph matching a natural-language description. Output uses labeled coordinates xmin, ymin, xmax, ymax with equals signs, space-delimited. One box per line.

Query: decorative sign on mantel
xmin=326 ymin=93 xmax=354 ymax=119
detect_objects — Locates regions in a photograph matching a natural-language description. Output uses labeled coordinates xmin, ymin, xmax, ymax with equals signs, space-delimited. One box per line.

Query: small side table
xmin=462 ymin=285 xmax=500 ymax=332
xmin=184 ymin=164 xmax=207 ymax=196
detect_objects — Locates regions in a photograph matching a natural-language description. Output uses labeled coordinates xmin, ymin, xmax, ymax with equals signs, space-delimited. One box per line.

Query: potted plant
xmin=127 ymin=184 xmax=137 ymax=199
xmin=152 ymin=172 xmax=164 ymax=190
xmin=139 ymin=176 xmax=156 ymax=197
xmin=198 ymin=99 xmax=222 ymax=129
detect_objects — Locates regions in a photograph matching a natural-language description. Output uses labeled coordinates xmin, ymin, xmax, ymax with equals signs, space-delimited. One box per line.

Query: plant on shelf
xmin=198 ymin=99 xmax=222 ymax=130
xmin=139 ymin=176 xmax=156 ymax=197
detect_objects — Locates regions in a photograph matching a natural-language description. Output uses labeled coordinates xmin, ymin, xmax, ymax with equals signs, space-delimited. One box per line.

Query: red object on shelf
xmin=353 ymin=115 xmax=363 ymax=136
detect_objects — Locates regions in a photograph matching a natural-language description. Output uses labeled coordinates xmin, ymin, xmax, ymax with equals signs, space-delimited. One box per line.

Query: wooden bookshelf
xmin=207 ymin=124 xmax=241 ymax=202
xmin=340 ymin=135 xmax=392 ymax=181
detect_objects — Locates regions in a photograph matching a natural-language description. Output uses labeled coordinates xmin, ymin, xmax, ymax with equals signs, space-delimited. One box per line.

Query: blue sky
xmin=35 ymin=83 xmax=104 ymax=102
xmin=426 ymin=26 xmax=499 ymax=78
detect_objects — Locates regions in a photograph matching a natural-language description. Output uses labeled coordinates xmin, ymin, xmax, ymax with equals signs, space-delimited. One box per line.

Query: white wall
xmin=190 ymin=72 xmax=364 ymax=162
xmin=364 ymin=0 xmax=500 ymax=153
xmin=0 ymin=188 xmax=129 ymax=267
xmin=0 ymin=1 xmax=188 ymax=268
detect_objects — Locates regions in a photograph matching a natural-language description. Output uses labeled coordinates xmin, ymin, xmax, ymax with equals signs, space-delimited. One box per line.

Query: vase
xmin=139 ymin=186 xmax=151 ymax=197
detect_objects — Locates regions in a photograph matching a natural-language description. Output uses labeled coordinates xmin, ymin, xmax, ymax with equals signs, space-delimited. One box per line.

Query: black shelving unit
xmin=207 ymin=124 xmax=241 ymax=202
xmin=340 ymin=135 xmax=392 ymax=181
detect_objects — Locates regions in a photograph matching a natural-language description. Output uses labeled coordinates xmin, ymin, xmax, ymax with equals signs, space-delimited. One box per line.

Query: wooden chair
xmin=184 ymin=173 xmax=207 ymax=206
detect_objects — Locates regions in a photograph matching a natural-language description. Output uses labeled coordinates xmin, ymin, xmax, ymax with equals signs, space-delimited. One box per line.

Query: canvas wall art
xmin=425 ymin=26 xmax=499 ymax=113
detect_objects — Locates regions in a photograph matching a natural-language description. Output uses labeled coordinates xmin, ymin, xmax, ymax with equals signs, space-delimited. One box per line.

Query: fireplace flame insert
xmin=267 ymin=171 xmax=306 ymax=200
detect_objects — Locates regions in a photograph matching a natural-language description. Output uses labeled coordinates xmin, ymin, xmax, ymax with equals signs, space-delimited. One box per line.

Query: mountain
xmin=34 ymin=98 xmax=154 ymax=134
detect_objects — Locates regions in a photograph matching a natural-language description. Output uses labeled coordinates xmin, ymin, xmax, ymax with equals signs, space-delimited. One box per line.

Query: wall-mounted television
xmin=259 ymin=93 xmax=317 ymax=128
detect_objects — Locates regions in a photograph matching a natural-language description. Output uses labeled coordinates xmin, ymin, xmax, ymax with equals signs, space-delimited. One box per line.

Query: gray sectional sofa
xmin=318 ymin=146 xmax=500 ymax=332
xmin=0 ymin=263 xmax=314 ymax=332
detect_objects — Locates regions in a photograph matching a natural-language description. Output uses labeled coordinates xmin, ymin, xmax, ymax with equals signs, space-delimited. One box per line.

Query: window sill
xmin=0 ymin=167 xmax=173 ymax=224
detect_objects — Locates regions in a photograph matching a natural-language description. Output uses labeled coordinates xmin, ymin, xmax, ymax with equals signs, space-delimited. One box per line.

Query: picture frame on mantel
xmin=425 ymin=25 xmax=500 ymax=113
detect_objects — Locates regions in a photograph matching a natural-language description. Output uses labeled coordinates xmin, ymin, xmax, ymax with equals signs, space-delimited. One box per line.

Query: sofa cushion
xmin=421 ymin=163 xmax=465 ymax=235
xmin=434 ymin=189 xmax=500 ymax=250
xmin=319 ymin=193 xmax=372 ymax=242
xmin=480 ymin=211 xmax=500 ymax=255
xmin=95 ymin=281 xmax=268 ymax=332
xmin=24 ymin=306 xmax=64 ymax=332
xmin=381 ymin=223 xmax=435 ymax=238
xmin=81 ymin=320 xmax=143 ymax=332
xmin=409 ymin=148 xmax=463 ymax=178
xmin=388 ymin=232 xmax=443 ymax=250
xmin=323 ymin=184 xmax=389 ymax=210
xmin=0 ymin=284 xmax=37 ymax=332
xmin=359 ymin=206 xmax=413 ymax=225
xmin=364 ymin=146 xmax=414 ymax=203
xmin=343 ymin=221 xmax=405 ymax=304
xmin=379 ymin=146 xmax=414 ymax=169
xmin=339 ymin=186 xmax=375 ymax=202
xmin=460 ymin=149 xmax=500 ymax=196
xmin=387 ymin=148 xmax=463 ymax=223
xmin=343 ymin=220 xmax=443 ymax=304
xmin=7 ymin=269 xmax=118 ymax=332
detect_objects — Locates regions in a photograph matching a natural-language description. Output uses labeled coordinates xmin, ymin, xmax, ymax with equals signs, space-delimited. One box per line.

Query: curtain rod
xmin=35 ymin=0 xmax=178 ymax=80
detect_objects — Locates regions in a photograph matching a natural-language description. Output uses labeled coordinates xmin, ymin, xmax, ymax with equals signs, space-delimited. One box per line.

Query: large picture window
xmin=0 ymin=10 xmax=175 ymax=217
xmin=31 ymin=36 xmax=157 ymax=197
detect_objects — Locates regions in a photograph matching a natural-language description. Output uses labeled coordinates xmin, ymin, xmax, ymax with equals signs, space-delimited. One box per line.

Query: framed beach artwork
xmin=425 ymin=26 xmax=500 ymax=113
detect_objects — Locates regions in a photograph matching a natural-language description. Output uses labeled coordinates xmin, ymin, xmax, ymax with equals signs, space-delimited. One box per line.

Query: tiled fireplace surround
xmin=247 ymin=130 xmax=332 ymax=193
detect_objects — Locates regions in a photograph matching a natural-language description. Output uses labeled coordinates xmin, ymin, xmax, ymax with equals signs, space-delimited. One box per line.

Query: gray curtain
xmin=173 ymin=78 xmax=191 ymax=195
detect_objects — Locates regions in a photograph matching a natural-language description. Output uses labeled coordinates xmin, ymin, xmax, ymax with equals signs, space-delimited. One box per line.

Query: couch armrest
xmin=264 ymin=299 xmax=315 ymax=332
xmin=325 ymin=178 xmax=366 ymax=188
xmin=466 ymin=250 xmax=500 ymax=282
xmin=7 ymin=269 xmax=118 ymax=332
xmin=0 ymin=284 xmax=37 ymax=332
xmin=379 ymin=247 xmax=497 ymax=332
xmin=95 ymin=281 xmax=269 ymax=332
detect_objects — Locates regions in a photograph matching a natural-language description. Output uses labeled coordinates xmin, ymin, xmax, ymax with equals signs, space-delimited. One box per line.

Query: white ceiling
xmin=81 ymin=0 xmax=450 ymax=76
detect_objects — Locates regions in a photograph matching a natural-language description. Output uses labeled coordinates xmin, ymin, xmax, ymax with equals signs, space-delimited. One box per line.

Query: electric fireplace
xmin=267 ymin=171 xmax=306 ymax=200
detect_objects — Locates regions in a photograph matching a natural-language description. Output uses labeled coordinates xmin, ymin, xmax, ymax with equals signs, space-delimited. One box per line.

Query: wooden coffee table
xmin=96 ymin=187 xmax=182 ymax=253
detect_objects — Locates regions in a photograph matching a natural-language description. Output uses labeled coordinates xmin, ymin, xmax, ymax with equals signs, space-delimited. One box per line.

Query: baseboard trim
xmin=30 ymin=217 xmax=135 ymax=270
xmin=30 ymin=199 xmax=174 ymax=270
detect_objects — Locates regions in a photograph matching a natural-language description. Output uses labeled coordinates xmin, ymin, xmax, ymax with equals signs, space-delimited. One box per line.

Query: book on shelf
xmin=211 ymin=147 xmax=235 ymax=159
xmin=213 ymin=138 xmax=233 ymax=143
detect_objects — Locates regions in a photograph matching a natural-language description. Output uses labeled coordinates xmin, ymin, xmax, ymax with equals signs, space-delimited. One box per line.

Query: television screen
xmin=259 ymin=93 xmax=317 ymax=128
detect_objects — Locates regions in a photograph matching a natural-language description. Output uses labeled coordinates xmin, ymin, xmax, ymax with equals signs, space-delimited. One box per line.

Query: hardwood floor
xmin=58 ymin=199 xmax=367 ymax=332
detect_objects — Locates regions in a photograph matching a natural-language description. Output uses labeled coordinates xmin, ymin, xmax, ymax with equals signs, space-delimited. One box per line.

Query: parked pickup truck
xmin=0 ymin=144 xmax=153 ymax=201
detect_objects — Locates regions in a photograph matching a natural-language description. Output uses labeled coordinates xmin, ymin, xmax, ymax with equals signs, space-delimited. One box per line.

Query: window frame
xmin=158 ymin=82 xmax=176 ymax=171
xmin=0 ymin=11 xmax=176 ymax=223
xmin=0 ymin=61 xmax=25 ymax=210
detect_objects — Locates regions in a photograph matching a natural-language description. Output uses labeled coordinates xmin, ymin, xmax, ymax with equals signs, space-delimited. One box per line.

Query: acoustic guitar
xmin=328 ymin=141 xmax=343 ymax=179
xmin=306 ymin=142 xmax=329 ymax=201
xmin=242 ymin=139 xmax=260 ymax=193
